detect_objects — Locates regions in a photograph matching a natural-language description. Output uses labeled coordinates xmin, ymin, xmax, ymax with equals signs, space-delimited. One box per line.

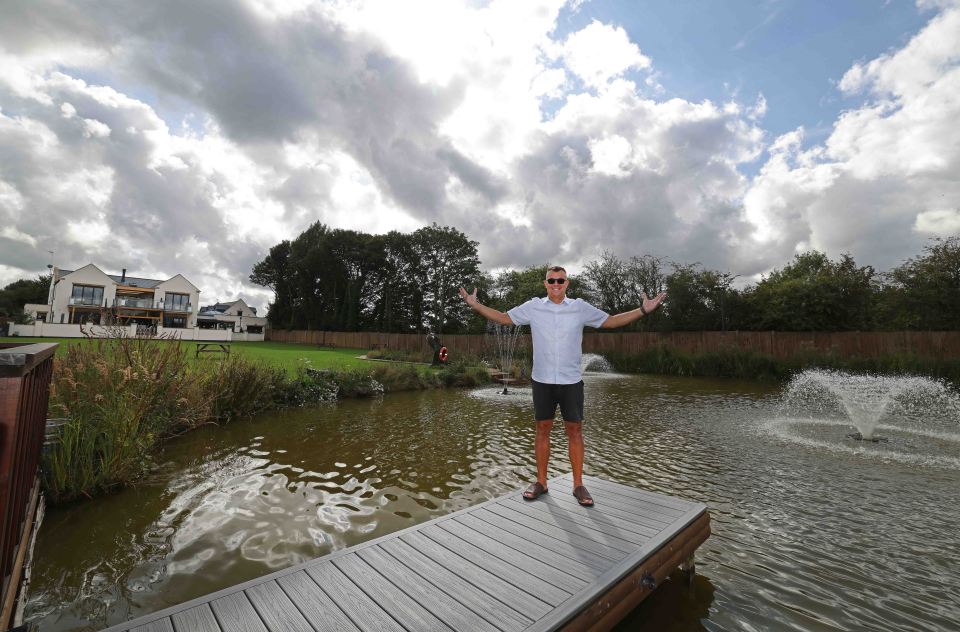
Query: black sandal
xmin=573 ymin=485 xmax=594 ymax=507
xmin=522 ymin=481 xmax=549 ymax=500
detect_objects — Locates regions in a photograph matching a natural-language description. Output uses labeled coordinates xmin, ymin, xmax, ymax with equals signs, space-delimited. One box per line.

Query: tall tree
xmin=0 ymin=275 xmax=50 ymax=322
xmin=743 ymin=251 xmax=876 ymax=331
xmin=410 ymin=224 xmax=481 ymax=334
xmin=663 ymin=264 xmax=738 ymax=331
xmin=877 ymin=237 xmax=960 ymax=330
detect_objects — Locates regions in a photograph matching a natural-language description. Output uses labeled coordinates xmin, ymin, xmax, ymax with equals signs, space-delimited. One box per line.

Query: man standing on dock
xmin=460 ymin=266 xmax=666 ymax=506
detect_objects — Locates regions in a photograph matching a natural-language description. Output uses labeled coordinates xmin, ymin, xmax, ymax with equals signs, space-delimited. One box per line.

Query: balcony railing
xmin=68 ymin=297 xmax=103 ymax=307
xmin=161 ymin=303 xmax=193 ymax=313
xmin=113 ymin=297 xmax=160 ymax=309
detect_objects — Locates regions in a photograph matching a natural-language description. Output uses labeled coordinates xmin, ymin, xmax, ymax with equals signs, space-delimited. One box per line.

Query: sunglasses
xmin=546 ymin=278 xmax=567 ymax=285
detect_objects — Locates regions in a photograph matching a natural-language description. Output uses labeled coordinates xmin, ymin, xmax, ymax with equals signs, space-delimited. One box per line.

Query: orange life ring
xmin=439 ymin=346 xmax=449 ymax=362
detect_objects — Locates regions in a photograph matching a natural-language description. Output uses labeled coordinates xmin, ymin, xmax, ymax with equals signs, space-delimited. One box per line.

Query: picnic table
xmin=195 ymin=342 xmax=231 ymax=358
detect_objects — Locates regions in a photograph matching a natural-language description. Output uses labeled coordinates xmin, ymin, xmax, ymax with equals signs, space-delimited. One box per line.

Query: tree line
xmin=250 ymin=222 xmax=959 ymax=334
xmin=2 ymin=226 xmax=954 ymax=334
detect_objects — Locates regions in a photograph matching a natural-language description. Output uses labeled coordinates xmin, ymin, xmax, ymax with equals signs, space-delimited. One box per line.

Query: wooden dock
xmin=103 ymin=473 xmax=710 ymax=632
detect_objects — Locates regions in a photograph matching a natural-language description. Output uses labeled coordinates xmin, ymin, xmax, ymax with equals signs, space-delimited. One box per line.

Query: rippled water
xmin=26 ymin=373 xmax=960 ymax=631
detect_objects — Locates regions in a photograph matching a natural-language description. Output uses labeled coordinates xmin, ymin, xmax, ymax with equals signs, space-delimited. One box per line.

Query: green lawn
xmin=0 ymin=337 xmax=373 ymax=373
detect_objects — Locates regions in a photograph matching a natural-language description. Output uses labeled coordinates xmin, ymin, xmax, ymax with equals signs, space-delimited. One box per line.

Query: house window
xmin=163 ymin=315 xmax=188 ymax=328
xmin=164 ymin=293 xmax=190 ymax=311
xmin=71 ymin=285 xmax=104 ymax=306
xmin=71 ymin=311 xmax=101 ymax=325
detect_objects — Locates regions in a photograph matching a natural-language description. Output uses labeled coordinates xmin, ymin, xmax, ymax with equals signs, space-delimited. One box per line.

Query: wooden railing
xmin=0 ymin=342 xmax=57 ymax=630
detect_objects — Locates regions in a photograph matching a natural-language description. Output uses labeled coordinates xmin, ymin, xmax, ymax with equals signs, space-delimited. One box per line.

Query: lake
xmin=26 ymin=371 xmax=960 ymax=631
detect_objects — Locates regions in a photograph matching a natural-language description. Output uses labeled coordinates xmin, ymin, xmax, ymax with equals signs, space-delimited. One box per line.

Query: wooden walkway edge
xmin=102 ymin=473 xmax=710 ymax=632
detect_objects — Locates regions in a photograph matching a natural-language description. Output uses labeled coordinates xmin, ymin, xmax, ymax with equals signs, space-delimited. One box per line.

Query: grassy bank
xmin=604 ymin=346 xmax=960 ymax=385
xmin=1 ymin=336 xmax=371 ymax=372
xmin=42 ymin=335 xmax=489 ymax=503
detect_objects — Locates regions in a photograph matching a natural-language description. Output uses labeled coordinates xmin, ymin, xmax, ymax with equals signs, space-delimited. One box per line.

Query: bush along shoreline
xmin=603 ymin=346 xmax=960 ymax=385
xmin=42 ymin=335 xmax=490 ymax=504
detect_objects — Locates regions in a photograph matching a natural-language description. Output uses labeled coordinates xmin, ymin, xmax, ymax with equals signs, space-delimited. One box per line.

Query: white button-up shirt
xmin=507 ymin=297 xmax=609 ymax=385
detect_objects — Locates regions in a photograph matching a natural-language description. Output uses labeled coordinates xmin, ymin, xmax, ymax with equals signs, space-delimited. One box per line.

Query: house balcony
xmin=161 ymin=303 xmax=193 ymax=313
xmin=114 ymin=297 xmax=161 ymax=309
xmin=68 ymin=297 xmax=103 ymax=307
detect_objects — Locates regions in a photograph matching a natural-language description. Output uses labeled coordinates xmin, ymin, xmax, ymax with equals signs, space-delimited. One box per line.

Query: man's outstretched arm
xmin=601 ymin=291 xmax=667 ymax=329
xmin=459 ymin=287 xmax=514 ymax=325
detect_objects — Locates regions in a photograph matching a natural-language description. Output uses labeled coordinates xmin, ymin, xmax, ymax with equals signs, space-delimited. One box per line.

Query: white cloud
xmin=743 ymin=2 xmax=960 ymax=272
xmin=0 ymin=0 xmax=956 ymax=307
xmin=560 ymin=20 xmax=651 ymax=89
xmin=915 ymin=208 xmax=960 ymax=234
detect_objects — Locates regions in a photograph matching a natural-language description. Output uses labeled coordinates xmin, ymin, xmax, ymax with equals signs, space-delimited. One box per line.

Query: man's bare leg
xmin=535 ymin=419 xmax=553 ymax=486
xmin=566 ymin=421 xmax=593 ymax=505
xmin=565 ymin=421 xmax=585 ymax=487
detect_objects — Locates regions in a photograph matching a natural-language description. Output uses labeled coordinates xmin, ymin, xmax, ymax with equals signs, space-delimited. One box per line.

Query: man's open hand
xmin=642 ymin=291 xmax=667 ymax=314
xmin=459 ymin=287 xmax=478 ymax=307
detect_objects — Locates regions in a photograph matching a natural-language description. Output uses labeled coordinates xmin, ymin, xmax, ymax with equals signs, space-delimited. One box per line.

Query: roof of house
xmin=58 ymin=268 xmax=162 ymax=288
xmin=198 ymin=300 xmax=258 ymax=316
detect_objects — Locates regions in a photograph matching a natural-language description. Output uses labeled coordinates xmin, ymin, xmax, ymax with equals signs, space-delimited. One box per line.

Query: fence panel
xmin=0 ymin=342 xmax=57 ymax=629
xmin=265 ymin=329 xmax=960 ymax=360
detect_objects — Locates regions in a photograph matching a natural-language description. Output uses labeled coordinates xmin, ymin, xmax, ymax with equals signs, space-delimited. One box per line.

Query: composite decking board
xmin=170 ymin=604 xmax=220 ymax=632
xmin=526 ymin=503 xmax=708 ymax=632
xmin=580 ymin=485 xmax=687 ymax=523
xmin=492 ymin=498 xmax=638 ymax=554
xmin=209 ymin=592 xmax=269 ymax=632
xmin=579 ymin=476 xmax=691 ymax=514
xmin=379 ymin=537 xmax=533 ymax=632
xmin=540 ymin=488 xmax=676 ymax=529
xmin=275 ymin=571 xmax=361 ymax=632
xmin=356 ymin=545 xmax=502 ymax=632
xmin=506 ymin=492 xmax=664 ymax=540
xmin=245 ymin=581 xmax=314 ymax=632
xmin=465 ymin=509 xmax=613 ymax=573
xmin=99 ymin=474 xmax=708 ymax=632
xmin=481 ymin=503 xmax=627 ymax=562
xmin=455 ymin=513 xmax=606 ymax=579
xmin=438 ymin=518 xmax=589 ymax=593
xmin=401 ymin=530 xmax=554 ymax=620
xmin=305 ymin=562 xmax=406 ymax=632
xmin=503 ymin=495 xmax=657 ymax=544
xmin=333 ymin=553 xmax=453 ymax=631
xmin=129 ymin=619 xmax=174 ymax=632
xmin=420 ymin=523 xmax=573 ymax=605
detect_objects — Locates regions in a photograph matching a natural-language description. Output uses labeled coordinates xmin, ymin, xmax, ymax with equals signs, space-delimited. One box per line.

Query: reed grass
xmin=42 ymin=333 xmax=491 ymax=503
xmin=604 ymin=346 xmax=960 ymax=384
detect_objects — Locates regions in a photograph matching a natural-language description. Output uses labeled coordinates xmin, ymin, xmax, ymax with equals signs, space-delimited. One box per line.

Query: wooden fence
xmin=0 ymin=342 xmax=57 ymax=630
xmin=266 ymin=329 xmax=960 ymax=360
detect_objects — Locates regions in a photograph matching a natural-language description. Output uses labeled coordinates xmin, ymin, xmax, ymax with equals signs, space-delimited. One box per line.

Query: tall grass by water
xmin=42 ymin=334 xmax=490 ymax=503
xmin=604 ymin=346 xmax=960 ymax=385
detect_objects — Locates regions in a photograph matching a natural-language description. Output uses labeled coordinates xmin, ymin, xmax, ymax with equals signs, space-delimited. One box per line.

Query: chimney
xmin=121 ymin=268 xmax=126 ymax=283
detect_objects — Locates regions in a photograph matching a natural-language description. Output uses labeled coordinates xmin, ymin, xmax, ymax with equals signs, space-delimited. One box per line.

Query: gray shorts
xmin=531 ymin=379 xmax=584 ymax=422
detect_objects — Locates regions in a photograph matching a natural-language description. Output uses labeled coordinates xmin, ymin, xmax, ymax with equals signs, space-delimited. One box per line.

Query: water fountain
xmin=581 ymin=353 xmax=614 ymax=374
xmin=490 ymin=323 xmax=524 ymax=394
xmin=772 ymin=369 xmax=960 ymax=468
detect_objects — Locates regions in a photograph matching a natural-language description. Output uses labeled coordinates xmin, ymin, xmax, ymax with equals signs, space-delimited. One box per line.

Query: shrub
xmin=43 ymin=332 xmax=212 ymax=502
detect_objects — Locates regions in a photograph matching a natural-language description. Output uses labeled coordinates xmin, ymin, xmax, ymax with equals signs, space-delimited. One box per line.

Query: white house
xmin=14 ymin=264 xmax=266 ymax=341
xmin=197 ymin=299 xmax=266 ymax=333
xmin=42 ymin=264 xmax=200 ymax=328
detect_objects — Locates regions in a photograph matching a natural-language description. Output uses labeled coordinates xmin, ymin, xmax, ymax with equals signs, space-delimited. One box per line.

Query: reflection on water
xmin=26 ymin=374 xmax=960 ymax=632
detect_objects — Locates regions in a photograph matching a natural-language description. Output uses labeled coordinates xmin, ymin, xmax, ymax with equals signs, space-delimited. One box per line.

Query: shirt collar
xmin=540 ymin=296 xmax=572 ymax=304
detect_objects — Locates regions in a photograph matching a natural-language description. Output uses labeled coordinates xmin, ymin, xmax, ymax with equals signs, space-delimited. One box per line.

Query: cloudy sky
xmin=1 ymin=0 xmax=958 ymax=308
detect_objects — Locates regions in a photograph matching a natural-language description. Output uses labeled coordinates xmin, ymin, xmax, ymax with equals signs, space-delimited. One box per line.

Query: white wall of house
xmin=49 ymin=264 xmax=116 ymax=324
xmin=157 ymin=275 xmax=201 ymax=327
xmin=23 ymin=303 xmax=50 ymax=322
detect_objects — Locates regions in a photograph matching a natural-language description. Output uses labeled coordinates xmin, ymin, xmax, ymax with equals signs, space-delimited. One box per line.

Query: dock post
xmin=680 ymin=552 xmax=696 ymax=588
